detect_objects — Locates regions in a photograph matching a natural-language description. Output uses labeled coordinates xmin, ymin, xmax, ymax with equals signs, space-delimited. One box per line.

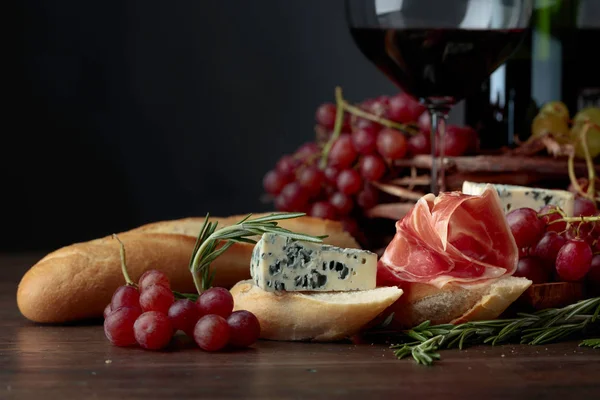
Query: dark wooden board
xmin=1 ymin=254 xmax=599 ymax=400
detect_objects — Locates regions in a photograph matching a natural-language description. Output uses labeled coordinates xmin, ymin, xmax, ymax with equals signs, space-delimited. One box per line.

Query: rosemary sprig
xmin=391 ymin=296 xmax=600 ymax=366
xmin=188 ymin=212 xmax=327 ymax=294
xmin=579 ymin=338 xmax=600 ymax=349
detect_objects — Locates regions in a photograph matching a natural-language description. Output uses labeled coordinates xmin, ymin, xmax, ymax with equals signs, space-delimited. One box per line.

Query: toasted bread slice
xmin=385 ymin=276 xmax=533 ymax=329
xmin=230 ymin=280 xmax=403 ymax=342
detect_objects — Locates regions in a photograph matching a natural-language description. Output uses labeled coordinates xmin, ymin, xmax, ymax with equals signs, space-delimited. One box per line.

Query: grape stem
xmin=318 ymin=86 xmax=419 ymax=169
xmin=578 ymin=122 xmax=596 ymax=200
xmin=551 ymin=215 xmax=600 ymax=224
xmin=112 ymin=234 xmax=136 ymax=287
xmin=319 ymin=87 xmax=346 ymax=169
xmin=567 ymin=152 xmax=584 ymax=197
xmin=538 ymin=208 xmax=567 ymax=219
xmin=339 ymin=95 xmax=418 ymax=136
xmin=568 ymin=122 xmax=597 ymax=203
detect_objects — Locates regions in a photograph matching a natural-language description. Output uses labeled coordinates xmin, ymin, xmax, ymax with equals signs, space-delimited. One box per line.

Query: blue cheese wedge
xmin=250 ymin=233 xmax=377 ymax=292
xmin=462 ymin=181 xmax=575 ymax=216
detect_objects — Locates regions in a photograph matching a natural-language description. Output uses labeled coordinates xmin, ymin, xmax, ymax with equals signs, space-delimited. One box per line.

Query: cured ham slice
xmin=378 ymin=185 xmax=518 ymax=288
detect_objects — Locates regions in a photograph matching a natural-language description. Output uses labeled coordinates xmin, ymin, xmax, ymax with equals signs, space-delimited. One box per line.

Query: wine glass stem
xmin=429 ymin=108 xmax=449 ymax=195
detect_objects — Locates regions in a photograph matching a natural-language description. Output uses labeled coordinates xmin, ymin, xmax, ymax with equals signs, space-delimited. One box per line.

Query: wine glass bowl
xmin=345 ymin=0 xmax=533 ymax=193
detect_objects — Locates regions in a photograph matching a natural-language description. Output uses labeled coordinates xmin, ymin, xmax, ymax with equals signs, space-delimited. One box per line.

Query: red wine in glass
xmin=345 ymin=0 xmax=533 ymax=194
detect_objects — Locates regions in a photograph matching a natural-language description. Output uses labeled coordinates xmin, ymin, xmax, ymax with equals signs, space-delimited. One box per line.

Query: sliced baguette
xmin=230 ymin=280 xmax=403 ymax=342
xmin=17 ymin=213 xmax=360 ymax=324
xmin=385 ymin=276 xmax=533 ymax=329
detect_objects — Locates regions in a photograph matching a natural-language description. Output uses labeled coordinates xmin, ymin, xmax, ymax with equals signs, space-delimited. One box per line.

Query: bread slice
xmin=230 ymin=280 xmax=403 ymax=342
xmin=17 ymin=213 xmax=360 ymax=324
xmin=385 ymin=276 xmax=533 ymax=329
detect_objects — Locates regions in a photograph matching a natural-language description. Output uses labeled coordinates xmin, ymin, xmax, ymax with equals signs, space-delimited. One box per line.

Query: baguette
xmin=230 ymin=280 xmax=403 ymax=341
xmin=384 ymin=276 xmax=533 ymax=329
xmin=17 ymin=214 xmax=360 ymax=323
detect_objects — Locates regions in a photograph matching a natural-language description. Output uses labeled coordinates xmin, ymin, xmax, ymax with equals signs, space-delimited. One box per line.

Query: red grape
xmin=506 ymin=208 xmax=546 ymax=249
xmin=538 ymin=205 xmax=567 ymax=233
xmin=262 ymin=170 xmax=290 ymax=195
xmin=134 ymin=311 xmax=173 ymax=350
xmin=408 ymin=130 xmax=431 ymax=155
xmin=341 ymin=217 xmax=361 ymax=240
xmin=356 ymin=184 xmax=379 ymax=210
xmin=194 ymin=314 xmax=230 ymax=352
xmin=593 ymin=213 xmax=600 ymax=236
xmin=351 ymin=127 xmax=378 ymax=155
xmin=227 ymin=310 xmax=261 ymax=348
xmin=297 ymin=167 xmax=324 ymax=197
xmin=139 ymin=284 xmax=175 ymax=314
xmin=294 ymin=142 xmax=320 ymax=160
xmin=438 ymin=125 xmax=472 ymax=157
xmin=104 ymin=306 xmax=142 ymax=347
xmin=340 ymin=114 xmax=352 ymax=133
xmin=168 ymin=299 xmax=202 ymax=337
xmin=514 ymin=256 xmax=551 ymax=284
xmin=276 ymin=155 xmax=298 ymax=177
xmin=111 ymin=285 xmax=140 ymax=310
xmin=328 ymin=134 xmax=358 ymax=168
xmin=323 ymin=166 xmax=340 ymax=185
xmin=363 ymin=97 xmax=388 ymax=117
xmin=138 ymin=270 xmax=170 ymax=292
xmin=336 ymin=169 xmax=362 ymax=195
xmin=353 ymin=116 xmax=381 ymax=132
xmin=280 ymin=182 xmax=309 ymax=211
xmin=323 ymin=184 xmax=337 ymax=198
xmin=556 ymin=239 xmax=593 ymax=282
xmin=573 ymin=197 xmax=598 ymax=217
xmin=376 ymin=128 xmax=407 ymax=160
xmin=359 ymin=155 xmax=386 ymax=182
xmin=417 ymin=111 xmax=431 ymax=132
xmin=104 ymin=304 xmax=113 ymax=319
xmin=518 ymin=247 xmax=530 ymax=259
xmin=387 ymin=92 xmax=426 ymax=122
xmin=375 ymin=95 xmax=390 ymax=107
xmin=588 ymin=255 xmax=600 ymax=288
xmin=533 ymin=231 xmax=567 ymax=270
xmin=274 ymin=195 xmax=290 ymax=211
xmin=196 ymin=287 xmax=234 ymax=318
xmin=309 ymin=201 xmax=337 ymax=220
xmin=315 ymin=103 xmax=337 ymax=129
xmin=329 ymin=192 xmax=354 ymax=216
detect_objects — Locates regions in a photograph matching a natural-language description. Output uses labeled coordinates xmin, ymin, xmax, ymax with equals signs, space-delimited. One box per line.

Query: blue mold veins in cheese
xmin=250 ymin=233 xmax=377 ymax=292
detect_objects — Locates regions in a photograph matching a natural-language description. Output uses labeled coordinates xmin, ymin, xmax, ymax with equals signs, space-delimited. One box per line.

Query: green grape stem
xmin=112 ymin=234 xmax=136 ymax=287
xmin=318 ymin=87 xmax=346 ymax=169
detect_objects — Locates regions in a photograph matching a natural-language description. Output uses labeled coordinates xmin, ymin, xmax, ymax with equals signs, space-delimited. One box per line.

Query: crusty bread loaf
xmin=17 ymin=213 xmax=360 ymax=323
xmin=230 ymin=280 xmax=403 ymax=341
xmin=384 ymin=276 xmax=533 ymax=329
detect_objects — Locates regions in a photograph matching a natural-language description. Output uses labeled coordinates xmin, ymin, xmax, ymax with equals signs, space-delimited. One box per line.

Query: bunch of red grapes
xmin=262 ymin=92 xmax=478 ymax=232
xmin=103 ymin=270 xmax=260 ymax=351
xmin=507 ymin=196 xmax=600 ymax=290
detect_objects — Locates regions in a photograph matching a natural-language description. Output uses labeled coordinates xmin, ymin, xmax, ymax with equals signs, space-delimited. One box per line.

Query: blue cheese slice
xmin=250 ymin=233 xmax=377 ymax=292
xmin=461 ymin=181 xmax=575 ymax=216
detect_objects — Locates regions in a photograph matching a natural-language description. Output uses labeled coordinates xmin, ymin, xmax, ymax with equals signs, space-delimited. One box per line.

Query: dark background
xmin=6 ymin=0 xmax=462 ymax=252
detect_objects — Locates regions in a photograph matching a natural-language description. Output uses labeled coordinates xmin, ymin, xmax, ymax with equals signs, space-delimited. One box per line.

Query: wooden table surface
xmin=1 ymin=254 xmax=599 ymax=400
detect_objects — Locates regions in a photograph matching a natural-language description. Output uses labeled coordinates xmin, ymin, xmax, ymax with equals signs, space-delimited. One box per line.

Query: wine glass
xmin=345 ymin=0 xmax=533 ymax=194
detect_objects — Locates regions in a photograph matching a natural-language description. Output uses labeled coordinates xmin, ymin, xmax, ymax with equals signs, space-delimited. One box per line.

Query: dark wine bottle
xmin=465 ymin=0 xmax=599 ymax=149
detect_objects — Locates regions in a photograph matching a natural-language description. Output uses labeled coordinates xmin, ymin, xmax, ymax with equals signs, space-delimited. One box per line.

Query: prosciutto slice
xmin=378 ymin=185 xmax=518 ymax=288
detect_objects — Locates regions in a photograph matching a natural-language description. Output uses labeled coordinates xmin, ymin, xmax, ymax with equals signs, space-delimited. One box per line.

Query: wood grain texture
xmin=1 ymin=254 xmax=599 ymax=400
